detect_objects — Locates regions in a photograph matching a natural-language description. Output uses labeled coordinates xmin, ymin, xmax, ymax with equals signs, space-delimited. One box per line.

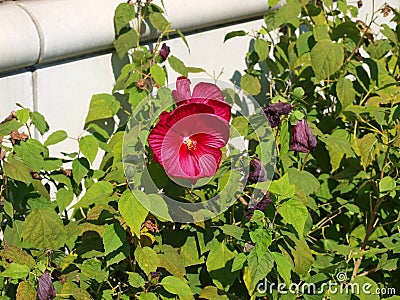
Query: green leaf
xmin=2 ymin=243 xmax=36 ymax=269
xmin=231 ymin=253 xmax=247 ymax=272
xmin=150 ymin=64 xmax=166 ymax=86
xmin=75 ymin=181 xmax=114 ymax=208
xmin=287 ymin=168 xmax=320 ymax=195
xmin=352 ymin=276 xmax=380 ymax=300
xmin=0 ymin=263 xmax=30 ymax=279
xmin=135 ymin=246 xmax=160 ymax=274
xmin=21 ymin=208 xmax=66 ymax=250
xmin=81 ymin=258 xmax=108 ymax=282
xmin=118 ymin=190 xmax=148 ymax=237
xmin=85 ymin=94 xmax=120 ymax=124
xmin=3 ymin=157 xmax=32 ymax=184
xmin=321 ymin=130 xmax=355 ymax=172
xmin=103 ymin=223 xmax=125 ymax=256
xmin=240 ymin=74 xmax=261 ymax=95
xmin=176 ymin=28 xmax=190 ymax=51
xmin=310 ymin=40 xmax=344 ymax=81
xmin=128 ymin=272 xmax=145 ymax=288
xmin=254 ymin=39 xmax=269 ymax=61
xmin=219 ymin=224 xmax=246 ymax=241
xmin=224 ymin=30 xmax=246 ymax=42
xmin=336 ymin=77 xmax=355 ymax=110
xmin=266 ymin=173 xmax=295 ymax=199
xmin=355 ymin=133 xmax=377 ymax=169
xmin=379 ymin=176 xmax=396 ymax=196
xmin=61 ymin=281 xmax=92 ymax=300
xmin=114 ymin=3 xmax=135 ymax=34
xmin=44 ymin=130 xmax=68 ymax=146
xmin=79 ymin=135 xmax=99 ymax=164
xmin=247 ymin=248 xmax=274 ymax=292
xmin=72 ymin=157 xmax=90 ymax=184
xmin=56 ymin=188 xmax=74 ymax=213
xmin=168 ymin=55 xmax=188 ymax=77
xmin=0 ymin=119 xmax=22 ymax=136
xmin=161 ymin=276 xmax=194 ymax=297
xmin=139 ymin=292 xmax=158 ymax=300
xmin=30 ymin=111 xmax=49 ymax=135
xmin=16 ymin=281 xmax=36 ymax=299
xmin=278 ymin=200 xmax=308 ymax=236
xmin=206 ymin=242 xmax=237 ymax=291
xmin=15 ymin=109 xmax=29 ymax=124
xmin=272 ymin=252 xmax=292 ymax=286
xmin=114 ymin=28 xmax=139 ymax=59
xmin=149 ymin=12 xmax=170 ymax=32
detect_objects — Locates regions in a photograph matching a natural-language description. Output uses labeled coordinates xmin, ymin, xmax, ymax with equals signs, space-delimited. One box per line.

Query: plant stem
xmin=301 ymin=151 xmax=310 ymax=171
xmin=351 ymin=143 xmax=391 ymax=280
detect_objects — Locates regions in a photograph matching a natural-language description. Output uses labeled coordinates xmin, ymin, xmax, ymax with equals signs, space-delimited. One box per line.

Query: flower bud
xmin=261 ymin=102 xmax=292 ymax=128
xmin=159 ymin=43 xmax=170 ymax=62
xmin=247 ymin=158 xmax=267 ymax=183
xmin=289 ymin=119 xmax=317 ymax=153
xmin=38 ymin=272 xmax=56 ymax=300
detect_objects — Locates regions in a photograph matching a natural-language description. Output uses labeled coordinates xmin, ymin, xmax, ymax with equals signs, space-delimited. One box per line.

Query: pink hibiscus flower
xmin=148 ymin=78 xmax=231 ymax=184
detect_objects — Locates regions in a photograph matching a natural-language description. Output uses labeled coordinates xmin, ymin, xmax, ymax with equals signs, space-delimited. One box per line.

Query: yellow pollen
xmin=184 ymin=137 xmax=197 ymax=151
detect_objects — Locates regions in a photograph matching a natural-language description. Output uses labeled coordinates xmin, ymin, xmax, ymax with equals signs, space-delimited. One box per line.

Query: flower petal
xmin=193 ymin=143 xmax=222 ymax=178
xmin=172 ymin=76 xmax=192 ymax=104
xmin=192 ymin=82 xmax=224 ymax=102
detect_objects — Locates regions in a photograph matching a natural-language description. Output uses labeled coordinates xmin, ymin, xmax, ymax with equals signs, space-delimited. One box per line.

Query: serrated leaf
xmin=355 ymin=133 xmax=377 ymax=169
xmin=81 ymin=258 xmax=108 ymax=282
xmin=2 ymin=243 xmax=36 ymax=269
xmin=128 ymin=272 xmax=145 ymax=288
xmin=139 ymin=292 xmax=157 ymax=300
xmin=206 ymin=242 xmax=237 ymax=291
xmin=44 ymin=130 xmax=68 ymax=146
xmin=75 ymin=181 xmax=114 ymax=208
xmin=114 ymin=28 xmax=138 ymax=59
xmin=149 ymin=12 xmax=170 ymax=32
xmin=30 ymin=111 xmax=49 ymax=135
xmin=336 ymin=77 xmax=355 ymax=110
xmin=135 ymin=246 xmax=159 ymax=274
xmin=168 ymin=55 xmax=188 ymax=77
xmin=311 ymin=40 xmax=344 ymax=81
xmin=85 ymin=94 xmax=120 ymax=124
xmin=219 ymin=224 xmax=245 ymax=241
xmin=15 ymin=109 xmax=29 ymax=124
xmin=56 ymin=188 xmax=74 ymax=213
xmin=231 ymin=253 xmax=247 ymax=272
xmin=247 ymin=248 xmax=274 ymax=292
xmin=272 ymin=252 xmax=291 ymax=286
xmin=161 ymin=276 xmax=193 ymax=297
xmin=79 ymin=135 xmax=99 ymax=164
xmin=103 ymin=223 xmax=125 ymax=256
xmin=118 ymin=190 xmax=148 ymax=237
xmin=16 ymin=281 xmax=36 ymax=300
xmin=150 ymin=64 xmax=166 ymax=86
xmin=3 ymin=157 xmax=32 ymax=184
xmin=114 ymin=3 xmax=135 ymax=34
xmin=21 ymin=208 xmax=66 ymax=250
xmin=224 ymin=30 xmax=246 ymax=42
xmin=0 ymin=119 xmax=22 ymax=136
xmin=278 ymin=200 xmax=308 ymax=236
xmin=287 ymin=168 xmax=320 ymax=195
xmin=380 ymin=176 xmax=396 ymax=196
xmin=61 ymin=281 xmax=92 ymax=300
xmin=254 ymin=39 xmax=269 ymax=61
xmin=240 ymin=74 xmax=261 ymax=95
xmin=72 ymin=157 xmax=90 ymax=184
xmin=0 ymin=263 xmax=30 ymax=279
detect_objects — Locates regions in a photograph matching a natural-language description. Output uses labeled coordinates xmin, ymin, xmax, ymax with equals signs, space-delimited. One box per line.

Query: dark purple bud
xmin=38 ymin=272 xmax=56 ymax=300
xmin=248 ymin=158 xmax=267 ymax=184
xmin=159 ymin=43 xmax=170 ymax=61
xmin=290 ymin=119 xmax=317 ymax=153
xmin=150 ymin=271 xmax=162 ymax=279
xmin=261 ymin=102 xmax=292 ymax=128
xmin=245 ymin=192 xmax=272 ymax=220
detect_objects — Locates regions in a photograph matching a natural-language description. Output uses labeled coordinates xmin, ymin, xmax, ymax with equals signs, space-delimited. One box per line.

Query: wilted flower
xmin=248 ymin=157 xmax=267 ymax=183
xmin=245 ymin=192 xmax=272 ymax=220
xmin=148 ymin=78 xmax=231 ymax=184
xmin=261 ymin=102 xmax=292 ymax=128
xmin=159 ymin=43 xmax=170 ymax=61
xmin=38 ymin=272 xmax=56 ymax=300
xmin=290 ymin=119 xmax=317 ymax=153
xmin=381 ymin=4 xmax=391 ymax=17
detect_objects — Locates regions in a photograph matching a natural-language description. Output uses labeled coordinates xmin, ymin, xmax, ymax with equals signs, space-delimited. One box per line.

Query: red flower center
xmin=184 ymin=137 xmax=197 ymax=151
